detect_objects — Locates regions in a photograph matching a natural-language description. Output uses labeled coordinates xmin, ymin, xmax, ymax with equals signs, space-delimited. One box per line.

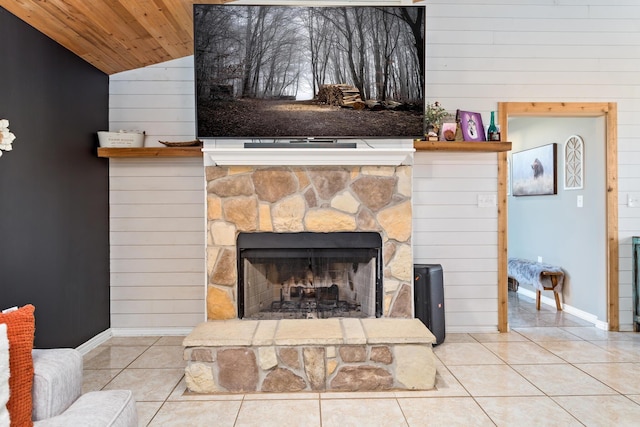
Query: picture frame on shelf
xmin=458 ymin=110 xmax=486 ymax=142
xmin=512 ymin=143 xmax=557 ymax=196
xmin=440 ymin=122 xmax=457 ymax=141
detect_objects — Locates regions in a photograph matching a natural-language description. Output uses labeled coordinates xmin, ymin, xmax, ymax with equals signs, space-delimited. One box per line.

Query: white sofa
xmin=32 ymin=348 xmax=137 ymax=426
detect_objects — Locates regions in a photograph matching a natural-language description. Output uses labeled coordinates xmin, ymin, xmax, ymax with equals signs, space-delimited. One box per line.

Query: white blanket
xmin=0 ymin=323 xmax=9 ymax=426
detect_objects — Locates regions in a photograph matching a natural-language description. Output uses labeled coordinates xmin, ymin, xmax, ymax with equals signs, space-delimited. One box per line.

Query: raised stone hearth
xmin=183 ymin=318 xmax=436 ymax=393
xmin=193 ymin=143 xmax=425 ymax=394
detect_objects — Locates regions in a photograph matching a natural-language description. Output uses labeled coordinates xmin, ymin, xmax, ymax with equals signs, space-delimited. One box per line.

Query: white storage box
xmin=97 ymin=131 xmax=145 ymax=147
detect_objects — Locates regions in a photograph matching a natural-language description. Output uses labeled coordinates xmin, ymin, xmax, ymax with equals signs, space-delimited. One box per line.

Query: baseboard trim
xmin=75 ymin=329 xmax=113 ymax=355
xmin=75 ymin=327 xmax=195 ymax=355
xmin=447 ymin=325 xmax=499 ymax=334
xmin=516 ymin=288 xmax=608 ymax=330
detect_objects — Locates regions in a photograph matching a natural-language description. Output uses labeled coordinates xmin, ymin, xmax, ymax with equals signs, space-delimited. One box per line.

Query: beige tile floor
xmin=83 ymin=292 xmax=640 ymax=426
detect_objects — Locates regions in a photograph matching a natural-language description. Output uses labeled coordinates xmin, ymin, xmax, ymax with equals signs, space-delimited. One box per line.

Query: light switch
xmin=577 ymin=195 xmax=583 ymax=208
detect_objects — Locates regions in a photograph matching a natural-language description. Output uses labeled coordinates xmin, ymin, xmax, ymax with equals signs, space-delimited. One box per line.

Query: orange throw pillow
xmin=0 ymin=304 xmax=35 ymax=427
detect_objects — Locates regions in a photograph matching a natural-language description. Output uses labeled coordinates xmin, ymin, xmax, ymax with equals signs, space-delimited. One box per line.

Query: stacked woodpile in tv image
xmin=316 ymin=84 xmax=415 ymax=112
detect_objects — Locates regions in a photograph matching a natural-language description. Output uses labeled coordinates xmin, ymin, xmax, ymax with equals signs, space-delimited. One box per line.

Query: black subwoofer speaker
xmin=414 ymin=264 xmax=445 ymax=345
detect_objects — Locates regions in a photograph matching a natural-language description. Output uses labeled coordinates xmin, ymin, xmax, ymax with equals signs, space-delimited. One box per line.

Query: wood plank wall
xmin=413 ymin=152 xmax=499 ymax=332
xmin=109 ymin=158 xmax=205 ymax=332
xmin=425 ymin=0 xmax=640 ymax=331
xmin=108 ymin=0 xmax=640 ymax=333
xmin=109 ymin=56 xmax=195 ymax=146
xmin=109 ymin=56 xmax=204 ymax=333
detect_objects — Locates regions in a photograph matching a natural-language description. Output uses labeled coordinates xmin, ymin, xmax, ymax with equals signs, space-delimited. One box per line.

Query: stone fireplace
xmin=183 ymin=143 xmax=437 ymax=394
xmin=205 ymin=162 xmax=414 ymax=320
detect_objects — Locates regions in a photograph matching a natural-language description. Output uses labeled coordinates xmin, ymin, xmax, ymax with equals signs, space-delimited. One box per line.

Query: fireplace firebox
xmin=237 ymin=232 xmax=383 ymax=319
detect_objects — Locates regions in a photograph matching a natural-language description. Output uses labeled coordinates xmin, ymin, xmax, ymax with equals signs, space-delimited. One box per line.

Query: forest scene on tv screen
xmin=194 ymin=5 xmax=425 ymax=139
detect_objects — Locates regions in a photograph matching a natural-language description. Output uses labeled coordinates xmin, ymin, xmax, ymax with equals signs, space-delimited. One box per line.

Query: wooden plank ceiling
xmin=2 ymin=1 xmax=423 ymax=75
xmin=0 ymin=0 xmax=229 ymax=75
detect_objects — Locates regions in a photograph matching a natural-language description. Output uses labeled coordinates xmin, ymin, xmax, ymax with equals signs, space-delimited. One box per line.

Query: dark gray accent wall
xmin=0 ymin=7 xmax=110 ymax=348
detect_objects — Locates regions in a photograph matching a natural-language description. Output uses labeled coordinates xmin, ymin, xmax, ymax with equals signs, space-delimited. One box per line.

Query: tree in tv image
xmin=194 ymin=5 xmax=425 ymax=139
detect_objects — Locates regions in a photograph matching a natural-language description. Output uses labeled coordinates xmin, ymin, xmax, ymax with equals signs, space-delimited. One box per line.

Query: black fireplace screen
xmin=237 ymin=232 xmax=383 ymax=319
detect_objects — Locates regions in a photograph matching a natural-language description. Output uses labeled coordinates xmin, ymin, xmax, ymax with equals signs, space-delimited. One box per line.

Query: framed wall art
xmin=457 ymin=110 xmax=485 ymax=142
xmin=512 ymin=143 xmax=557 ymax=196
xmin=564 ymin=134 xmax=584 ymax=190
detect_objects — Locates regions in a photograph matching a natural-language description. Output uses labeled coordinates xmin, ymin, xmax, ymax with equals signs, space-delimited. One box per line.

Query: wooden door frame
xmin=497 ymin=102 xmax=618 ymax=332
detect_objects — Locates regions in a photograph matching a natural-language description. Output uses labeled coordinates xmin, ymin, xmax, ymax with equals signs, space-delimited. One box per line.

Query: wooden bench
xmin=537 ymin=271 xmax=564 ymax=311
xmin=508 ymin=258 xmax=565 ymax=311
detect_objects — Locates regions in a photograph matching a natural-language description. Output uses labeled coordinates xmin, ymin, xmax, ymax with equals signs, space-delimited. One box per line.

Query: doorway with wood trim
xmin=497 ymin=102 xmax=618 ymax=332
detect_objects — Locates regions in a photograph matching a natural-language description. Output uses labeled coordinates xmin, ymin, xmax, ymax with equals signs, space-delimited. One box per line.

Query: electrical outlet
xmin=537 ymin=256 xmax=543 ymax=263
xmin=629 ymin=193 xmax=640 ymax=208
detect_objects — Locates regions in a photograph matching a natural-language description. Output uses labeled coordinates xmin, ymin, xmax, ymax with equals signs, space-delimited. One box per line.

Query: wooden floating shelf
xmin=414 ymin=140 xmax=512 ymax=152
xmin=97 ymin=147 xmax=203 ymax=158
xmin=97 ymin=142 xmax=511 ymax=158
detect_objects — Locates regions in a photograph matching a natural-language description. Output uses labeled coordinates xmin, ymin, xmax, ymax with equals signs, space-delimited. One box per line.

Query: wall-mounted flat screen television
xmin=194 ymin=4 xmax=425 ymax=140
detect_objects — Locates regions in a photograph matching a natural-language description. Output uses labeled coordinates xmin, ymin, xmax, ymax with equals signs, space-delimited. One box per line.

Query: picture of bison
xmin=531 ymin=158 xmax=544 ymax=179
xmin=512 ymin=144 xmax=557 ymax=196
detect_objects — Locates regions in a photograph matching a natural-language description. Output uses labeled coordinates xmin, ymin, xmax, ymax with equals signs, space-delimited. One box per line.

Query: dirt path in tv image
xmin=198 ymin=99 xmax=423 ymax=139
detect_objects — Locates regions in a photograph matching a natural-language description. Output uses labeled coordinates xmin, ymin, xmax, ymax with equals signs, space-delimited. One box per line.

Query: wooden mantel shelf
xmin=414 ymin=140 xmax=512 ymax=152
xmin=97 ymin=142 xmax=511 ymax=158
xmin=97 ymin=147 xmax=203 ymax=158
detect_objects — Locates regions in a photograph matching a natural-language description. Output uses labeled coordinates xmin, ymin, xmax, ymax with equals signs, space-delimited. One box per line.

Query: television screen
xmin=194 ymin=4 xmax=425 ymax=140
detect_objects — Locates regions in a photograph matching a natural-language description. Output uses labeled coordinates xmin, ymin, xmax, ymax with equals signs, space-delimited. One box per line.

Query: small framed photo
xmin=440 ymin=122 xmax=457 ymax=141
xmin=458 ymin=110 xmax=486 ymax=142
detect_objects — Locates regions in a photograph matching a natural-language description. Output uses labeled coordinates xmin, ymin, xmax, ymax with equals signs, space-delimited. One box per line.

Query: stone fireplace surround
xmin=203 ymin=148 xmax=415 ymax=319
xmin=183 ymin=143 xmax=437 ymax=393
